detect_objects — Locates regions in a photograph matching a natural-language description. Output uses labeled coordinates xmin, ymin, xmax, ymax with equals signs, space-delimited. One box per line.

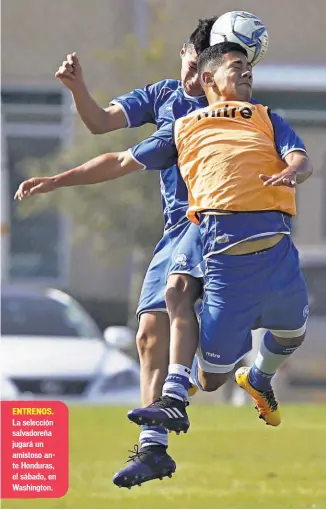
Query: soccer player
xmin=15 ymin=42 xmax=309 ymax=483
xmin=53 ymin=17 xmax=217 ymax=486
xmin=18 ymin=41 xmax=312 ymax=434
xmin=124 ymin=42 xmax=312 ymax=434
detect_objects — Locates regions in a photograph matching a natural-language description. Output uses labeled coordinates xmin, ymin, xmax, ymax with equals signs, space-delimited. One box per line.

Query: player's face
xmin=180 ymin=45 xmax=203 ymax=96
xmin=213 ymin=52 xmax=253 ymax=101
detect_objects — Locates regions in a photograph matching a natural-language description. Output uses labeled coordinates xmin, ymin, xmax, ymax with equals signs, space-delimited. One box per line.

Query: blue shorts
xmin=198 ymin=235 xmax=309 ymax=373
xmin=168 ymin=221 xmax=203 ymax=278
xmin=137 ymin=218 xmax=204 ymax=319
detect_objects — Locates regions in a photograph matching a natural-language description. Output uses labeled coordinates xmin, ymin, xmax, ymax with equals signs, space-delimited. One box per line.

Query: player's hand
xmin=55 ymin=52 xmax=84 ymax=90
xmin=259 ymin=167 xmax=296 ymax=188
xmin=14 ymin=177 xmax=56 ymax=201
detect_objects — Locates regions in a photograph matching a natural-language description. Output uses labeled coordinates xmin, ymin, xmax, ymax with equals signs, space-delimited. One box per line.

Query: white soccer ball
xmin=210 ymin=11 xmax=268 ymax=66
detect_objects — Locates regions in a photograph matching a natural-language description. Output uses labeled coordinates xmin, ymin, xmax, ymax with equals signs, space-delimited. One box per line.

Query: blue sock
xmin=248 ymin=330 xmax=301 ymax=392
xmin=248 ymin=364 xmax=273 ymax=393
xmin=139 ymin=425 xmax=168 ymax=448
xmin=163 ymin=364 xmax=190 ymax=402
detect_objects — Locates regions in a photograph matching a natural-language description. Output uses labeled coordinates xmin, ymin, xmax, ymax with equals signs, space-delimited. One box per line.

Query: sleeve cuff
xmin=128 ymin=149 xmax=146 ymax=170
xmin=110 ymin=101 xmax=131 ymax=128
xmin=282 ymin=148 xmax=307 ymax=160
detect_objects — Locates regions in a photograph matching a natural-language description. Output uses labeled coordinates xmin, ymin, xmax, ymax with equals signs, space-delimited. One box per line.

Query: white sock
xmin=162 ymin=363 xmax=190 ymax=402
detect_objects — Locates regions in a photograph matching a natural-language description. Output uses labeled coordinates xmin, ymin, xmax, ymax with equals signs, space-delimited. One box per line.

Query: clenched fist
xmin=55 ymin=52 xmax=84 ymax=91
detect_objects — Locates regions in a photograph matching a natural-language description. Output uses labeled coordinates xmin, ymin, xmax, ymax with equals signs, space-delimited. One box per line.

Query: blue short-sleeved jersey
xmin=112 ymin=80 xmax=207 ymax=230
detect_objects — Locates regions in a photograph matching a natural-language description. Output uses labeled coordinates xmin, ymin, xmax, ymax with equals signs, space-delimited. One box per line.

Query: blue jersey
xmin=112 ymin=80 xmax=207 ymax=230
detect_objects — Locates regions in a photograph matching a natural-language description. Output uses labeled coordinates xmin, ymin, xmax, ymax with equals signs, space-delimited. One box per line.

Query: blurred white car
xmin=1 ymin=286 xmax=140 ymax=405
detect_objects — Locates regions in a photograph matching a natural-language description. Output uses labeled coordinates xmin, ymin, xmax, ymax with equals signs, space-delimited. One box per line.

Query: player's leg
xmin=137 ymin=311 xmax=170 ymax=407
xmin=128 ymin=249 xmax=259 ymax=432
xmin=166 ymin=274 xmax=201 ymax=368
xmin=166 ymin=270 xmax=233 ymax=395
xmin=127 ymin=298 xmax=256 ymax=431
xmin=235 ymin=235 xmax=309 ymax=426
xmin=210 ymin=359 xmax=245 ymax=405
xmin=127 ymin=279 xmax=203 ymax=433
xmin=113 ymin=239 xmax=175 ymax=488
xmin=160 ymin=222 xmax=204 ymax=401
xmin=235 ymin=329 xmax=306 ymax=427
xmin=163 ymin=273 xmax=202 ymax=387
xmin=205 ymin=331 xmax=263 ymax=406
xmin=113 ymin=317 xmax=175 ymax=487
xmin=128 ymin=222 xmax=206 ymax=432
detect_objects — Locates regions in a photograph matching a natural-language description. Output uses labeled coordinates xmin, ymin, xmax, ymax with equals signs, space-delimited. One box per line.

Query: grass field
xmin=2 ymin=404 xmax=326 ymax=509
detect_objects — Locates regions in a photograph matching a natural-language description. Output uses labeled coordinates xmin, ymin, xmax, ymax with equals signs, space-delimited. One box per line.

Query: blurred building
xmin=2 ymin=1 xmax=326 ymax=350
xmin=1 ymin=0 xmax=143 ymax=324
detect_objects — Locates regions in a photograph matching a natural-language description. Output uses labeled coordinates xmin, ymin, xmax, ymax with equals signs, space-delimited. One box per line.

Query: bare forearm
xmin=51 ymin=152 xmax=139 ymax=188
xmin=294 ymin=159 xmax=313 ymax=184
xmin=286 ymin=152 xmax=313 ymax=184
xmin=14 ymin=151 xmax=143 ymax=200
xmin=71 ymin=84 xmax=127 ymax=134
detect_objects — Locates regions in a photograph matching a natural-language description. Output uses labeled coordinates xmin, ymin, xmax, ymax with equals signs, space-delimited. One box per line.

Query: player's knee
xmin=273 ymin=332 xmax=306 ymax=348
xmin=165 ymin=276 xmax=188 ymax=310
xmin=136 ymin=320 xmax=154 ymax=357
xmin=165 ymin=274 xmax=201 ymax=313
xmin=136 ymin=313 xmax=169 ymax=364
xmin=198 ymin=371 xmax=230 ymax=392
xmin=289 ymin=332 xmax=305 ymax=347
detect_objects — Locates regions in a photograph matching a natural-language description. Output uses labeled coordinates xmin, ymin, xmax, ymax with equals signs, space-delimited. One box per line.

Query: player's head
xmin=198 ymin=42 xmax=252 ymax=103
xmin=180 ymin=17 xmax=218 ymax=96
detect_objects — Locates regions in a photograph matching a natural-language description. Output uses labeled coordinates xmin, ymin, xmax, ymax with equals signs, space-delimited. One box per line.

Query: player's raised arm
xmin=14 ymin=152 xmax=142 ymax=201
xmin=55 ymin=52 xmax=128 ymax=134
xmin=14 ymin=123 xmax=177 ymax=201
xmin=55 ymin=52 xmax=162 ymax=134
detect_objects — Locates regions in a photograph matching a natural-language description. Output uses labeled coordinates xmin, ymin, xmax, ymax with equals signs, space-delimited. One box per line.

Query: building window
xmin=1 ymin=86 xmax=73 ymax=283
xmin=253 ymin=90 xmax=326 ymax=126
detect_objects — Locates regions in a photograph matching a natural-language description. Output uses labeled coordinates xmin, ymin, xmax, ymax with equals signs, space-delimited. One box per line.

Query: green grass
xmin=2 ymin=404 xmax=326 ymax=509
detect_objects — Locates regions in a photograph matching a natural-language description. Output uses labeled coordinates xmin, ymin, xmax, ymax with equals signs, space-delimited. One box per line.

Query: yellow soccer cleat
xmin=235 ymin=367 xmax=281 ymax=426
xmin=188 ymin=382 xmax=198 ymax=397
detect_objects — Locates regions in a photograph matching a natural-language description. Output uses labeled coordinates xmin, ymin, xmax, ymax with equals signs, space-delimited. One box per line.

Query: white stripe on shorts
xmin=270 ymin=320 xmax=307 ymax=338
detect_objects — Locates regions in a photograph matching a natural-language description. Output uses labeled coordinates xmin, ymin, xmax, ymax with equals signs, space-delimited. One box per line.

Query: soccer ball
xmin=210 ymin=11 xmax=268 ymax=66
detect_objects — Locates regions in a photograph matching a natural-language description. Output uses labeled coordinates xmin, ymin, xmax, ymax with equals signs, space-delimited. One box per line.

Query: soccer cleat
xmin=128 ymin=396 xmax=190 ymax=433
xmin=235 ymin=366 xmax=281 ymax=427
xmin=188 ymin=382 xmax=198 ymax=397
xmin=112 ymin=444 xmax=176 ymax=489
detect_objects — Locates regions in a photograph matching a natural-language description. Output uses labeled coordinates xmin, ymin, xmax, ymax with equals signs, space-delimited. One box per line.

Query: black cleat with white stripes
xmin=128 ymin=396 xmax=190 ymax=433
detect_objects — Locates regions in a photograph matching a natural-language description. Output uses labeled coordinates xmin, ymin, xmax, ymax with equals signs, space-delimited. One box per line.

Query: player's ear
xmin=180 ymin=43 xmax=187 ymax=59
xmin=201 ymin=71 xmax=215 ymax=87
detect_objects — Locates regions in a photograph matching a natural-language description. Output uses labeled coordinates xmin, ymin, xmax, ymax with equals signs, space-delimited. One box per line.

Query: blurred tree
xmin=18 ymin=18 xmax=180 ymax=323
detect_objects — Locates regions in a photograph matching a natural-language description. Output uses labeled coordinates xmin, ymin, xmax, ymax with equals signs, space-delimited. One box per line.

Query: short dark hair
xmin=197 ymin=42 xmax=248 ymax=75
xmin=185 ymin=17 xmax=218 ymax=55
